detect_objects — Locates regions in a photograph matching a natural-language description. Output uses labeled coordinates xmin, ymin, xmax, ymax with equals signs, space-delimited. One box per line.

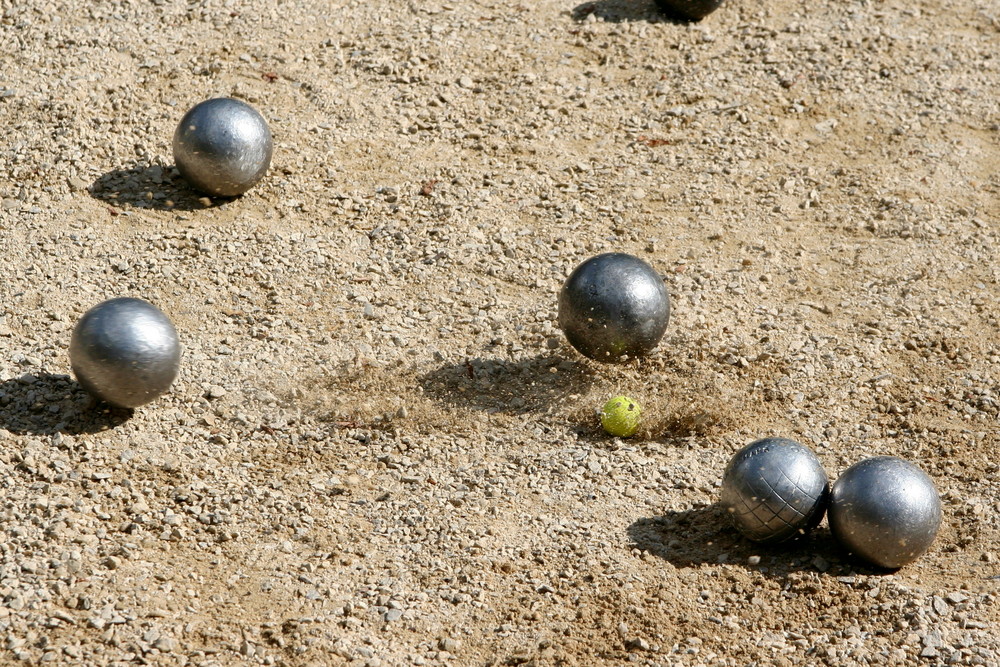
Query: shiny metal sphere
xmin=655 ymin=0 xmax=725 ymax=20
xmin=69 ymin=298 xmax=181 ymax=409
xmin=172 ymin=97 xmax=272 ymax=197
xmin=720 ymin=437 xmax=830 ymax=544
xmin=557 ymin=253 xmax=670 ymax=363
xmin=828 ymin=456 xmax=942 ymax=569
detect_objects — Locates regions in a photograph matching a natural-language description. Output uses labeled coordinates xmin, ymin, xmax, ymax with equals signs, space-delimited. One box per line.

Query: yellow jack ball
xmin=601 ymin=396 xmax=641 ymax=437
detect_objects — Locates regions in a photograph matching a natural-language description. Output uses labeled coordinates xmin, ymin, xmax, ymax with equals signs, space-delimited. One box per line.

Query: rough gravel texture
xmin=1 ymin=0 xmax=999 ymax=665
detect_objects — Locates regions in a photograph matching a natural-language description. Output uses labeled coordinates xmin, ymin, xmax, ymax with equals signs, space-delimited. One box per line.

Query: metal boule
xmin=557 ymin=253 xmax=670 ymax=363
xmin=828 ymin=456 xmax=942 ymax=569
xmin=69 ymin=297 xmax=181 ymax=409
xmin=172 ymin=97 xmax=273 ymax=197
xmin=720 ymin=437 xmax=830 ymax=544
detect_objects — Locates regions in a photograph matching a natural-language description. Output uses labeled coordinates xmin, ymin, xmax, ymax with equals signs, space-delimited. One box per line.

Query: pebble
xmin=154 ymin=637 xmax=177 ymax=653
xmin=812 ymin=556 xmax=830 ymax=572
xmin=624 ymin=638 xmax=650 ymax=652
xmin=206 ymin=385 xmax=227 ymax=399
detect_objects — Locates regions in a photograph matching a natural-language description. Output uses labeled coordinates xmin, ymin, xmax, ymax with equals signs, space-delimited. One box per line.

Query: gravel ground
xmin=1 ymin=0 xmax=999 ymax=665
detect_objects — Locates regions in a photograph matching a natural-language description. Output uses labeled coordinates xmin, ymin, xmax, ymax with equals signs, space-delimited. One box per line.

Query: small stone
xmin=384 ymin=609 xmax=403 ymax=622
xmin=945 ymin=592 xmax=967 ymax=604
xmin=154 ymin=637 xmax=177 ymax=652
xmin=932 ymin=596 xmax=949 ymax=616
xmin=814 ymin=119 xmax=838 ymax=134
xmin=439 ymin=638 xmax=459 ymax=652
xmin=206 ymin=385 xmax=227 ymax=399
xmin=747 ymin=555 xmax=761 ymax=566
xmin=624 ymin=638 xmax=650 ymax=652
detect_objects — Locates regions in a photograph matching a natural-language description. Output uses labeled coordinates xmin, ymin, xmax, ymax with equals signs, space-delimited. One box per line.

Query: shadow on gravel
xmin=571 ymin=0 xmax=689 ymax=23
xmin=418 ymin=354 xmax=596 ymax=415
xmin=0 ymin=373 xmax=132 ymax=435
xmin=628 ymin=504 xmax=848 ymax=576
xmin=90 ymin=163 xmax=227 ymax=211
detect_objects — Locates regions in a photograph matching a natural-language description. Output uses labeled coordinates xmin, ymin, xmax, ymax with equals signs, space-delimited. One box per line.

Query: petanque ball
xmin=69 ymin=297 xmax=181 ymax=409
xmin=557 ymin=253 xmax=670 ymax=363
xmin=828 ymin=456 xmax=942 ymax=569
xmin=173 ymin=97 xmax=273 ymax=197
xmin=720 ymin=437 xmax=830 ymax=544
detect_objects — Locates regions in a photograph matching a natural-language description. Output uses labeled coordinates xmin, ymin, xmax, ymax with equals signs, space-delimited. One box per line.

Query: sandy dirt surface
xmin=1 ymin=0 xmax=999 ymax=664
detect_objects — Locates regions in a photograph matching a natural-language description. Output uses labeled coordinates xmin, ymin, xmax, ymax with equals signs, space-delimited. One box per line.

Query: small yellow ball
xmin=600 ymin=395 xmax=641 ymax=437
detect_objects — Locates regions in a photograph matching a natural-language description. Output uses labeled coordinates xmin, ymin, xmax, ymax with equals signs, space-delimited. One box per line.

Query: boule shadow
xmin=572 ymin=0 xmax=718 ymax=23
xmin=89 ymin=163 xmax=227 ymax=211
xmin=628 ymin=505 xmax=844 ymax=577
xmin=0 ymin=372 xmax=132 ymax=435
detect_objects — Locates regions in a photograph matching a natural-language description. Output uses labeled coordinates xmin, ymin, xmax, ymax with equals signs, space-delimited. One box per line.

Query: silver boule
xmin=828 ymin=456 xmax=942 ymax=569
xmin=557 ymin=253 xmax=670 ymax=363
xmin=69 ymin=297 xmax=181 ymax=409
xmin=172 ymin=97 xmax=273 ymax=197
xmin=720 ymin=437 xmax=829 ymax=544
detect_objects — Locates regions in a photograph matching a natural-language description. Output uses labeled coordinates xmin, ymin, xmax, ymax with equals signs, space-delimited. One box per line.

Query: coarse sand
xmin=1 ymin=0 xmax=998 ymax=664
